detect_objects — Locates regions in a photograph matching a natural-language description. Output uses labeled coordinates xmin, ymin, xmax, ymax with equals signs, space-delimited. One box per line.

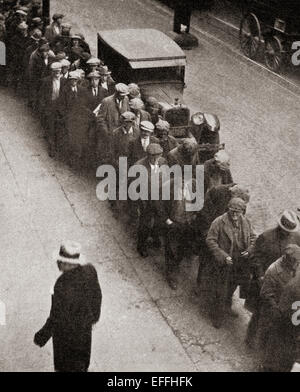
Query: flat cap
xmin=39 ymin=43 xmax=50 ymax=52
xmin=98 ymin=65 xmax=111 ymax=75
xmin=129 ymin=98 xmax=144 ymax=110
xmin=215 ymin=150 xmax=230 ymax=165
xmin=31 ymin=28 xmax=43 ymax=40
xmin=50 ymin=62 xmax=62 ymax=70
xmin=17 ymin=21 xmax=28 ymax=30
xmin=52 ymin=13 xmax=64 ymax=20
xmin=60 ymin=59 xmax=71 ymax=67
xmin=15 ymin=9 xmax=27 ymax=16
xmin=61 ymin=22 xmax=72 ymax=29
xmin=115 ymin=83 xmax=129 ymax=96
xmin=121 ymin=111 xmax=136 ymax=122
xmin=156 ymin=119 xmax=170 ymax=132
xmin=284 ymin=244 xmax=300 ymax=260
xmin=140 ymin=121 xmax=154 ymax=133
xmin=71 ymin=34 xmax=82 ymax=40
xmin=31 ymin=17 xmax=43 ymax=24
xmin=128 ymin=83 xmax=140 ymax=98
xmin=87 ymin=71 xmax=101 ymax=79
xmin=230 ymin=185 xmax=250 ymax=203
xmin=86 ymin=57 xmax=101 ymax=66
xmin=146 ymin=143 xmax=163 ymax=155
xmin=68 ymin=71 xmax=80 ymax=80
xmin=228 ymin=197 xmax=246 ymax=213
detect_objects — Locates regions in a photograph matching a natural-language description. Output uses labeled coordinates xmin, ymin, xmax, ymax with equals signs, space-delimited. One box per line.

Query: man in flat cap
xmin=39 ymin=61 xmax=66 ymax=157
xmin=135 ymin=143 xmax=167 ymax=258
xmin=168 ymin=138 xmax=200 ymax=178
xmin=97 ymin=83 xmax=130 ymax=161
xmin=81 ymin=71 xmax=108 ymax=162
xmin=245 ymin=210 xmax=300 ymax=348
xmin=45 ymin=13 xmax=64 ymax=43
xmin=258 ymin=244 xmax=300 ymax=371
xmin=155 ymin=119 xmax=178 ymax=158
xmin=60 ymin=71 xmax=86 ymax=164
xmin=60 ymin=58 xmax=70 ymax=79
xmin=195 ymin=184 xmax=250 ymax=293
xmin=111 ymin=111 xmax=139 ymax=169
xmin=206 ymin=197 xmax=256 ymax=328
xmin=34 ymin=240 xmax=102 ymax=372
xmin=9 ymin=20 xmax=29 ymax=90
xmin=28 ymin=41 xmax=54 ymax=110
xmin=128 ymin=121 xmax=159 ymax=167
xmin=204 ymin=150 xmax=233 ymax=194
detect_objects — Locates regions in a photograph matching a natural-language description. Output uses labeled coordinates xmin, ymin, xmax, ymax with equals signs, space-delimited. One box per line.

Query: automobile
xmin=97 ymin=28 xmax=223 ymax=160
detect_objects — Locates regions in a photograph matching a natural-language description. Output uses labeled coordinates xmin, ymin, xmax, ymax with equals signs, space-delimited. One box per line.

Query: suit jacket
xmin=206 ymin=212 xmax=256 ymax=266
xmin=111 ymin=125 xmax=140 ymax=166
xmin=253 ymin=228 xmax=300 ymax=278
xmin=45 ymin=22 xmax=62 ymax=43
xmin=128 ymin=135 xmax=160 ymax=166
xmin=98 ymin=94 xmax=130 ymax=136
xmin=81 ymin=86 xmax=108 ymax=116
xmin=38 ymin=76 xmax=67 ymax=114
xmin=204 ymin=158 xmax=233 ymax=194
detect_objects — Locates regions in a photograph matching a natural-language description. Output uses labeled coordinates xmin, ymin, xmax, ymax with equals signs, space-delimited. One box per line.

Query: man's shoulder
xmin=204 ymin=158 xmax=214 ymax=168
xmin=265 ymin=257 xmax=283 ymax=277
xmin=135 ymin=157 xmax=148 ymax=167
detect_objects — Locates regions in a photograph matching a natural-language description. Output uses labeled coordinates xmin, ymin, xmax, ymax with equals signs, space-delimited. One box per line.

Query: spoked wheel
xmin=264 ymin=36 xmax=284 ymax=72
xmin=239 ymin=13 xmax=262 ymax=59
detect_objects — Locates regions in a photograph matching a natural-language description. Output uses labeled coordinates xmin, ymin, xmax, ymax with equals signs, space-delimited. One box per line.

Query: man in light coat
xmin=206 ymin=197 xmax=256 ymax=328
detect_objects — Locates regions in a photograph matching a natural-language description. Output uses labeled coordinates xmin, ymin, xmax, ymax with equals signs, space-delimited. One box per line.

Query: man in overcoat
xmin=203 ymin=150 xmax=233 ymax=194
xmin=97 ymin=83 xmax=130 ymax=162
xmin=206 ymin=197 xmax=256 ymax=328
xmin=246 ymin=210 xmax=300 ymax=347
xmin=135 ymin=143 xmax=167 ymax=258
xmin=259 ymin=244 xmax=300 ymax=372
xmin=34 ymin=240 xmax=102 ymax=372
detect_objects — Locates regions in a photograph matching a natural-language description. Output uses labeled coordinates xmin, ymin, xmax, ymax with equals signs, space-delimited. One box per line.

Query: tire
xmin=264 ymin=35 xmax=284 ymax=73
xmin=239 ymin=13 xmax=262 ymax=60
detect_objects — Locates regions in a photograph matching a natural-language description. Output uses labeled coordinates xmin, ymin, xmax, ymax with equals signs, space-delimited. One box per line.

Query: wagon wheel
xmin=264 ymin=36 xmax=284 ymax=72
xmin=239 ymin=13 xmax=262 ymax=59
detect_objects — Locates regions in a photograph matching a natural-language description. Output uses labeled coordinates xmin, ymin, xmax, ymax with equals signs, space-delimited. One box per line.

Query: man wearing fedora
xmin=34 ymin=241 xmax=102 ymax=372
xmin=258 ymin=244 xmax=300 ymax=371
xmin=245 ymin=210 xmax=300 ymax=348
xmin=99 ymin=65 xmax=115 ymax=97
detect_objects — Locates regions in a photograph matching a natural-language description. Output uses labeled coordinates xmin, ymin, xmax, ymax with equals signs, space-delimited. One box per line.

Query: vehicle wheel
xmin=239 ymin=13 xmax=262 ymax=60
xmin=264 ymin=36 xmax=283 ymax=72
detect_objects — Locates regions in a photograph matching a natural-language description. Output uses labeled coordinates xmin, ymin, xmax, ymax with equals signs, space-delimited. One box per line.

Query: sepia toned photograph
xmin=0 ymin=0 xmax=300 ymax=376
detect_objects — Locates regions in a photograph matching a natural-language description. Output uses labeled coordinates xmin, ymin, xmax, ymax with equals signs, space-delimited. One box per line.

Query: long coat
xmin=111 ymin=125 xmax=140 ymax=167
xmin=34 ymin=264 xmax=102 ymax=372
xmin=97 ymin=94 xmax=130 ymax=136
xmin=253 ymin=228 xmax=300 ymax=278
xmin=204 ymin=158 xmax=233 ymax=194
xmin=128 ymin=136 xmax=160 ymax=167
xmin=258 ymin=258 xmax=298 ymax=370
xmin=205 ymin=212 xmax=256 ymax=300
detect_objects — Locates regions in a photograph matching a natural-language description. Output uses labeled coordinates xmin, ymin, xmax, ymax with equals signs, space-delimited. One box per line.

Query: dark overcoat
xmin=34 ymin=264 xmax=102 ymax=372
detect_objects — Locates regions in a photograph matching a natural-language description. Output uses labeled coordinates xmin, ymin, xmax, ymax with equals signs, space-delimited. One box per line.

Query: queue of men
xmin=2 ymin=3 xmax=300 ymax=373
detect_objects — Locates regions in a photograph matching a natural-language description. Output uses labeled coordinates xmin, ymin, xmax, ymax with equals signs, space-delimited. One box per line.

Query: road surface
xmin=0 ymin=0 xmax=299 ymax=372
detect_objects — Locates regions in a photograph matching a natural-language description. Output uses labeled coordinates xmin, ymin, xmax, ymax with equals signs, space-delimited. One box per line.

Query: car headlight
xmin=191 ymin=112 xmax=205 ymax=126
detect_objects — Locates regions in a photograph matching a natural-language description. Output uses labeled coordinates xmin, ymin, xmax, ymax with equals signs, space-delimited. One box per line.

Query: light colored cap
xmin=115 ymin=83 xmax=129 ymax=96
xmin=87 ymin=71 xmax=101 ymax=79
xmin=121 ymin=111 xmax=136 ymax=122
xmin=129 ymin=98 xmax=144 ymax=110
xmin=17 ymin=21 xmax=28 ymax=30
xmin=50 ymin=62 xmax=63 ymax=70
xmin=156 ymin=119 xmax=170 ymax=132
xmin=86 ymin=57 xmax=101 ymax=66
xmin=68 ymin=71 xmax=80 ymax=80
xmin=60 ymin=59 xmax=71 ymax=67
xmin=140 ymin=121 xmax=154 ymax=133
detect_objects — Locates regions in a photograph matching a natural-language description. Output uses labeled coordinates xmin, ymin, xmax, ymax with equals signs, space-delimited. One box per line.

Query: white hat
xmin=68 ymin=71 xmax=80 ymax=80
xmin=53 ymin=240 xmax=86 ymax=265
